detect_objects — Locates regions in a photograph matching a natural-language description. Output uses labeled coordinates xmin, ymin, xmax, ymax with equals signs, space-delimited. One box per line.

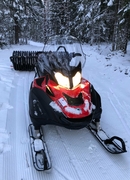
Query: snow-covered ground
xmin=0 ymin=41 xmax=130 ymax=180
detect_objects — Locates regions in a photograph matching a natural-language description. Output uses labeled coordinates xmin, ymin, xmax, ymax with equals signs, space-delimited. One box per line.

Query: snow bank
xmin=28 ymin=40 xmax=44 ymax=47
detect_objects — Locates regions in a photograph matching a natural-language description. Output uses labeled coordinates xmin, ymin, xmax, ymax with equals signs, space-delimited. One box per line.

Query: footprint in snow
xmin=0 ymin=130 xmax=11 ymax=154
xmin=0 ymin=103 xmax=13 ymax=110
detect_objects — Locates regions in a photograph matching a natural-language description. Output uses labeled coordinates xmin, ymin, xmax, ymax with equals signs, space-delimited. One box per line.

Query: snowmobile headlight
xmin=54 ymin=72 xmax=70 ymax=88
xmin=72 ymin=71 xmax=81 ymax=87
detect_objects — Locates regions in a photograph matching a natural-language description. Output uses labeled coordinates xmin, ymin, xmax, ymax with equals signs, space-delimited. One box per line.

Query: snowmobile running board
xmin=88 ymin=122 xmax=127 ymax=154
xmin=28 ymin=124 xmax=51 ymax=171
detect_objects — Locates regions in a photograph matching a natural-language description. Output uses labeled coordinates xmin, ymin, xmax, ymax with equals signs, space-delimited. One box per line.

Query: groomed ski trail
xmin=2 ymin=44 xmax=130 ymax=180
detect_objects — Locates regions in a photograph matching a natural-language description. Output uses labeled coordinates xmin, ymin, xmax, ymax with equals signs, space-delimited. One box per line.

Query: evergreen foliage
xmin=0 ymin=0 xmax=129 ymax=53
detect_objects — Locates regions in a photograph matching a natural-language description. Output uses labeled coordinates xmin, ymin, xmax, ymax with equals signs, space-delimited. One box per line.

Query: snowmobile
xmin=10 ymin=35 xmax=126 ymax=171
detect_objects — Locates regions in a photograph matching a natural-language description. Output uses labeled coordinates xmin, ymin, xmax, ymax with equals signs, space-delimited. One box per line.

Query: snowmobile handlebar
xmin=56 ymin=45 xmax=67 ymax=52
xmin=56 ymin=46 xmax=82 ymax=58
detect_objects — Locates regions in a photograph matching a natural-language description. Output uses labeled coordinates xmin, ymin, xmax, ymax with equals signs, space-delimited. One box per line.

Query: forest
xmin=0 ymin=0 xmax=130 ymax=53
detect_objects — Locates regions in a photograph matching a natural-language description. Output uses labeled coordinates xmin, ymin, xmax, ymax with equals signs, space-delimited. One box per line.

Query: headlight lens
xmin=72 ymin=71 xmax=81 ymax=87
xmin=54 ymin=71 xmax=81 ymax=89
xmin=54 ymin=72 xmax=70 ymax=88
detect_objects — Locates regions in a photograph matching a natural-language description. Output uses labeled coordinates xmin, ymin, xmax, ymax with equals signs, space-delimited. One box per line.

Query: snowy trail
xmin=83 ymin=49 xmax=130 ymax=137
xmin=3 ymin=71 xmax=33 ymax=180
xmin=2 ymin=44 xmax=130 ymax=180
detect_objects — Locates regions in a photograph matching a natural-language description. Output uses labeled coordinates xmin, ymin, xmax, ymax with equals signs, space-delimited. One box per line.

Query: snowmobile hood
xmin=37 ymin=35 xmax=86 ymax=89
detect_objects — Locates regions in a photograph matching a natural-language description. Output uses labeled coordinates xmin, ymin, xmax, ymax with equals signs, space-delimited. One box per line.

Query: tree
xmin=49 ymin=0 xmax=70 ymax=36
xmin=0 ymin=0 xmax=45 ymax=44
xmin=116 ymin=0 xmax=130 ymax=53
xmin=107 ymin=0 xmax=130 ymax=53
xmin=0 ymin=0 xmax=129 ymax=52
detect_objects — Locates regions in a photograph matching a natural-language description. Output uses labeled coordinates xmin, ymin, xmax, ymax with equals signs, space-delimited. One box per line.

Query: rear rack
xmin=10 ymin=51 xmax=38 ymax=71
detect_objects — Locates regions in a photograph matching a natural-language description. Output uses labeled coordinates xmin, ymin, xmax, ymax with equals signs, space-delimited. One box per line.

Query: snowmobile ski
xmin=28 ymin=124 xmax=51 ymax=171
xmin=88 ymin=121 xmax=127 ymax=154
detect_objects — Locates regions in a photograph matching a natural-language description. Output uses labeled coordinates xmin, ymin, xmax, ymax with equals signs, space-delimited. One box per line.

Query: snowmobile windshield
xmin=43 ymin=35 xmax=86 ymax=69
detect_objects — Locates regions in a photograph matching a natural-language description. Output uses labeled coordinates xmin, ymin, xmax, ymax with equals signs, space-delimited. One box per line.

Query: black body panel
xmin=29 ymin=87 xmax=93 ymax=130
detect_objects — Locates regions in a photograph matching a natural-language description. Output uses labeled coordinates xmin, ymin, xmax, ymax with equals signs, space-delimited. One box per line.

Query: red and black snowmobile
xmin=29 ymin=35 xmax=102 ymax=130
xmin=10 ymin=35 xmax=126 ymax=171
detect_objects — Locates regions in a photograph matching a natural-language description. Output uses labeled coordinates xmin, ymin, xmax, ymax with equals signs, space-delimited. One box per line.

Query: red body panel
xmin=32 ymin=76 xmax=92 ymax=119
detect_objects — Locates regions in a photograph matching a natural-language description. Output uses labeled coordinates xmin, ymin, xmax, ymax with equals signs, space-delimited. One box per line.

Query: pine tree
xmin=109 ymin=0 xmax=130 ymax=53
xmin=0 ymin=0 xmax=130 ymax=52
xmin=50 ymin=0 xmax=70 ymax=36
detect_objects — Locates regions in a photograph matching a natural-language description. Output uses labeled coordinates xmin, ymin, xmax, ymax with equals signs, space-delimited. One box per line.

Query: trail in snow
xmin=108 ymin=88 xmax=130 ymax=137
xmin=1 ymin=44 xmax=130 ymax=180
xmin=3 ymin=69 xmax=129 ymax=180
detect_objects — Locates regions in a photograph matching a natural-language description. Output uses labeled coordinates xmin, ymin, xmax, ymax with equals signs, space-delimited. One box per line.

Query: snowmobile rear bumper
xmin=29 ymin=87 xmax=93 ymax=130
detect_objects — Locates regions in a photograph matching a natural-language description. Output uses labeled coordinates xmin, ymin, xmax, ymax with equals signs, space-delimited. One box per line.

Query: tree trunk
xmin=14 ymin=17 xmax=19 ymax=44
xmin=112 ymin=0 xmax=119 ymax=51
xmin=119 ymin=22 xmax=128 ymax=54
xmin=112 ymin=0 xmax=129 ymax=53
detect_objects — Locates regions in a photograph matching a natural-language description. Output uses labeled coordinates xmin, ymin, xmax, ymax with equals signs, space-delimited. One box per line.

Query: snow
xmin=0 ymin=129 xmax=11 ymax=154
xmin=0 ymin=41 xmax=130 ymax=180
xmin=107 ymin=0 xmax=114 ymax=6
xmin=34 ymin=139 xmax=44 ymax=151
xmin=65 ymin=106 xmax=82 ymax=115
xmin=50 ymin=101 xmax=62 ymax=112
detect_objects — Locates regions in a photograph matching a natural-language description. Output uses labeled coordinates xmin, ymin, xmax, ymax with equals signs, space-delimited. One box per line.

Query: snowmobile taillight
xmin=54 ymin=71 xmax=81 ymax=89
